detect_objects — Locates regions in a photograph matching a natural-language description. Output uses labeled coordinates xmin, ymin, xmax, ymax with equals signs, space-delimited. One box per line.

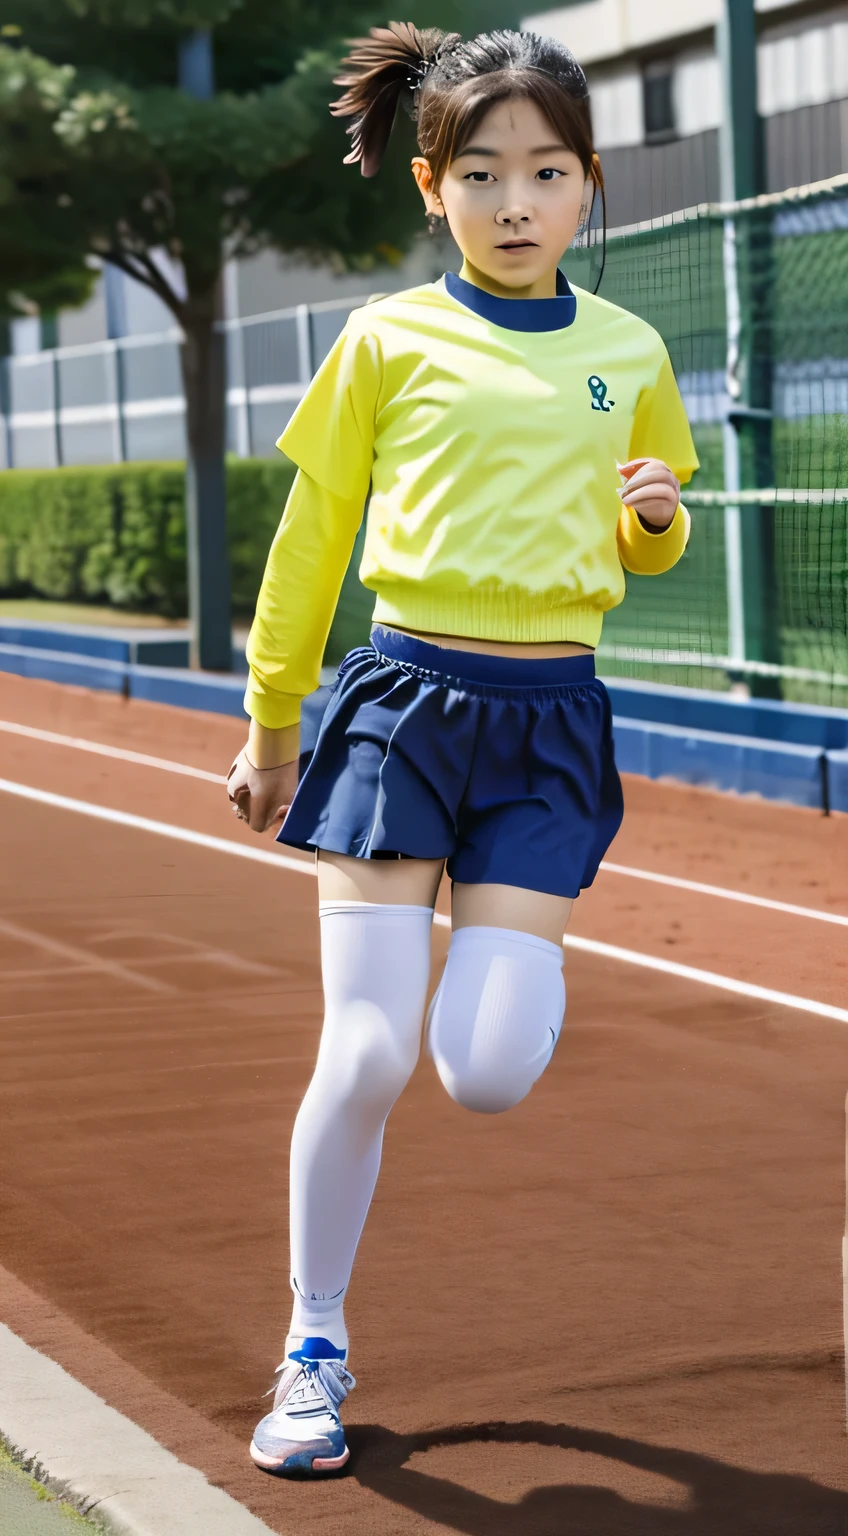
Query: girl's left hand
xmin=227 ymin=746 xmax=299 ymax=834
xmin=616 ymin=458 xmax=680 ymax=530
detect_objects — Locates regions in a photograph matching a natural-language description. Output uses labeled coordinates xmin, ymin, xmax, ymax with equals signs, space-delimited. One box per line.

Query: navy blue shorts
xmin=278 ymin=626 xmax=624 ymax=899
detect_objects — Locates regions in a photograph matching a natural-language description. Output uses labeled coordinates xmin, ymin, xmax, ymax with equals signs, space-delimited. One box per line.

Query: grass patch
xmin=0 ymin=458 xmax=296 ymax=621
xmin=0 ymin=598 xmax=184 ymax=628
xmin=0 ymin=1440 xmax=104 ymax=1530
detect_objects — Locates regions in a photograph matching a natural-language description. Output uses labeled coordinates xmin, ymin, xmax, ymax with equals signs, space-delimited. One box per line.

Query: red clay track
xmin=1 ymin=670 xmax=847 ymax=1535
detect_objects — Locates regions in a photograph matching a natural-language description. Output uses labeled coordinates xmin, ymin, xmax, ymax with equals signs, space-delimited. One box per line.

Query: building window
xmin=643 ymin=63 xmax=676 ymax=143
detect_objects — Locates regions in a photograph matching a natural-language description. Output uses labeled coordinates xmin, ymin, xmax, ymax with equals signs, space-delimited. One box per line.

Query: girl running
xmin=227 ymin=22 xmax=698 ymax=1478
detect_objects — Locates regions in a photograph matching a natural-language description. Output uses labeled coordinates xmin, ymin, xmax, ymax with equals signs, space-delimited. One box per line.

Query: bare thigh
xmin=452 ymin=884 xmax=573 ymax=946
xmin=317 ymin=851 xmax=445 ymax=908
xmin=316 ymin=856 xmax=573 ymax=944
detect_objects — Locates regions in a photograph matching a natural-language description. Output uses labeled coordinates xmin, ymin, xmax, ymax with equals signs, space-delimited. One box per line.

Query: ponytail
xmin=331 ymin=22 xmax=600 ymax=267
xmin=589 ymin=152 xmax=607 ymax=295
xmin=331 ymin=22 xmax=454 ymax=179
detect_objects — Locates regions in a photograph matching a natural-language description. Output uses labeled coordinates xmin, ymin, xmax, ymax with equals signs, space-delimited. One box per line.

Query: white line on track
xmin=2 ymin=775 xmax=846 ymax=1026
xmin=600 ymin=860 xmax=848 ymax=928
xmin=0 ymin=718 xmax=226 ymax=784
xmin=0 ymin=776 xmax=312 ymax=874
xmin=0 ymin=912 xmax=173 ymax=995
xmin=558 ymin=934 xmax=848 ymax=1024
xmin=4 ymin=718 xmax=845 ymax=928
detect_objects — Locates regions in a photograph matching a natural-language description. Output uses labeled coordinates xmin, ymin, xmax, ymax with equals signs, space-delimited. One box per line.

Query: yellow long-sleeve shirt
xmin=246 ymin=274 xmax=698 ymax=730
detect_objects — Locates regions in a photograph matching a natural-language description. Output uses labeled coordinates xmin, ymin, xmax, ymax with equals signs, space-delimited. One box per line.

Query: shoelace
xmin=266 ymin=1357 xmax=354 ymax=1418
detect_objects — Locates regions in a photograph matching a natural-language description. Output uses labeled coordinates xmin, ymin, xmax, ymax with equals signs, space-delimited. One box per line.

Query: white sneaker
xmin=250 ymin=1340 xmax=355 ymax=1477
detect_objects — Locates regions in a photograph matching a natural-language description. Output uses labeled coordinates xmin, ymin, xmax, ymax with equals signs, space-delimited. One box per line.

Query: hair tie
xmin=406 ymin=54 xmax=437 ymax=100
xmin=402 ymin=53 xmax=440 ymax=120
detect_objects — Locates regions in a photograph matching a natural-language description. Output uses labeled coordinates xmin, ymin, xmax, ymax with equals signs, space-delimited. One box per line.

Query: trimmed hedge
xmin=0 ymin=459 xmax=297 ymax=620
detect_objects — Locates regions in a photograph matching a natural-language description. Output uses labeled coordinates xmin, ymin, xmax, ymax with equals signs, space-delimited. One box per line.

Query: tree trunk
xmin=180 ymin=282 xmax=232 ymax=671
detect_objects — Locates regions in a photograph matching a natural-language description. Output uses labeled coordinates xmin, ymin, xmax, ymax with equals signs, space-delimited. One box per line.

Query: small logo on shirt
xmin=588 ymin=375 xmax=615 ymax=411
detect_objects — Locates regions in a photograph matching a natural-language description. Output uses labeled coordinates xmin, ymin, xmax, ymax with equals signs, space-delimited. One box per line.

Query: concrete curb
xmin=0 ymin=1325 xmax=276 ymax=1536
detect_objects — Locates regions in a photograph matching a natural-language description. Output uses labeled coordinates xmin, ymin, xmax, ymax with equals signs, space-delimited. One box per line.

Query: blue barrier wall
xmin=604 ymin=676 xmax=848 ymax=751
xmin=1 ymin=632 xmax=846 ymax=813
xmin=0 ymin=620 xmax=190 ymax=668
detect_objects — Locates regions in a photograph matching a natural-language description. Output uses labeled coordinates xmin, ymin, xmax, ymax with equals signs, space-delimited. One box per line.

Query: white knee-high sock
xmin=428 ymin=926 xmax=565 ymax=1115
xmin=286 ymin=901 xmax=433 ymax=1361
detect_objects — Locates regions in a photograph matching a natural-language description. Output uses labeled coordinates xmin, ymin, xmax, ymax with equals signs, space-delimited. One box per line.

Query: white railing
xmin=4 ymin=329 xmax=847 ymax=471
xmin=0 ymin=295 xmax=369 ymax=471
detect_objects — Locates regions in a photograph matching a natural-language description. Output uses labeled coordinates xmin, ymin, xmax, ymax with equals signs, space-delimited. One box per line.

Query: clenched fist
xmin=616 ymin=458 xmax=680 ymax=530
xmin=227 ymin=747 xmax=299 ymax=834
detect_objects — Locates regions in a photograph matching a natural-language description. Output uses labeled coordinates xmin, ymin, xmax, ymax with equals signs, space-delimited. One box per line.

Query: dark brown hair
xmin=331 ymin=22 xmax=604 ymax=207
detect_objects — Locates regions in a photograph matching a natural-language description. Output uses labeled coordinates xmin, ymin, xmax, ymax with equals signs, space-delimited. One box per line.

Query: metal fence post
xmin=0 ymin=354 xmax=11 ymax=470
xmin=108 ymin=339 xmax=126 ymax=462
xmin=737 ymin=202 xmax=780 ymax=697
xmin=230 ymin=317 xmax=252 ymax=460
xmin=721 ymin=216 xmax=746 ymax=671
xmin=221 ymin=263 xmax=251 ymax=460
xmin=50 ymin=347 xmax=62 ymax=468
xmin=295 ymin=303 xmax=313 ymax=385
xmin=718 ymin=0 xmax=781 ymax=697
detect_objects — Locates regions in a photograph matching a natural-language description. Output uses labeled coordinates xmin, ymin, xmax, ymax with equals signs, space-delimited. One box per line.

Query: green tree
xmin=0 ymin=0 xmax=519 ymax=667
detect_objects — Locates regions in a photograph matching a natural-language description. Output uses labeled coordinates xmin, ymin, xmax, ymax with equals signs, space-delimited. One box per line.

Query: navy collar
xmin=444 ymin=269 xmax=576 ymax=332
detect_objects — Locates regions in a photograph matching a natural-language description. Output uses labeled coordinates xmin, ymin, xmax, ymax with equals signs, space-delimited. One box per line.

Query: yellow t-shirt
xmin=245 ymin=275 xmax=698 ymax=729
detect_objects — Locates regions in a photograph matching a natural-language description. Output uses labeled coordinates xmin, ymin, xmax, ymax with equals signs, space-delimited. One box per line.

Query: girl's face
xmin=413 ymin=95 xmax=590 ymax=300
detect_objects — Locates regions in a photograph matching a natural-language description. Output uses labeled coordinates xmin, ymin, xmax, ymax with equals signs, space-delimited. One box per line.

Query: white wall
xmin=526 ymin=0 xmax=825 ymax=68
xmin=120 ymin=252 xmax=183 ymax=335
xmin=587 ymin=49 xmax=722 ymax=148
xmin=525 ymin=0 xmax=716 ymax=66
xmin=57 ymin=274 xmax=108 ymax=348
xmin=233 ymin=236 xmax=454 ymax=320
xmin=574 ymin=7 xmax=848 ymax=150
xmin=674 ymin=49 xmax=722 ymax=136
xmin=9 ymin=317 xmax=41 ymax=357
xmin=759 ymin=14 xmax=848 ymax=114
xmin=590 ymin=68 xmax=644 ymax=146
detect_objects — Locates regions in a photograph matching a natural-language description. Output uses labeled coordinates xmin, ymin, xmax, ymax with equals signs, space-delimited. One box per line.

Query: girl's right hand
xmin=227 ymin=746 xmax=300 ymax=834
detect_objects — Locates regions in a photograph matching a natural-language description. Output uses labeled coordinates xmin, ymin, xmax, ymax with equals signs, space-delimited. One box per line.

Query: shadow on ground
xmin=347 ymin=1420 xmax=848 ymax=1536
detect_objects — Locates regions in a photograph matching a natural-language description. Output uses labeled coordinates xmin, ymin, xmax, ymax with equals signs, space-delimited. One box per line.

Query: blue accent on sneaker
xmin=288 ymin=1336 xmax=347 ymax=1364
xmin=252 ymin=1420 xmax=349 ymax=1473
xmin=250 ymin=1356 xmax=355 ymax=1478
xmin=266 ymin=1446 xmax=328 ymax=1476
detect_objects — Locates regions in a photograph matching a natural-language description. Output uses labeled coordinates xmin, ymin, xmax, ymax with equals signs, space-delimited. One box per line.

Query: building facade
xmin=3 ymin=0 xmax=847 ymax=471
xmin=7 ymin=0 xmax=846 ymax=360
xmin=525 ymin=0 xmax=848 ymax=224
